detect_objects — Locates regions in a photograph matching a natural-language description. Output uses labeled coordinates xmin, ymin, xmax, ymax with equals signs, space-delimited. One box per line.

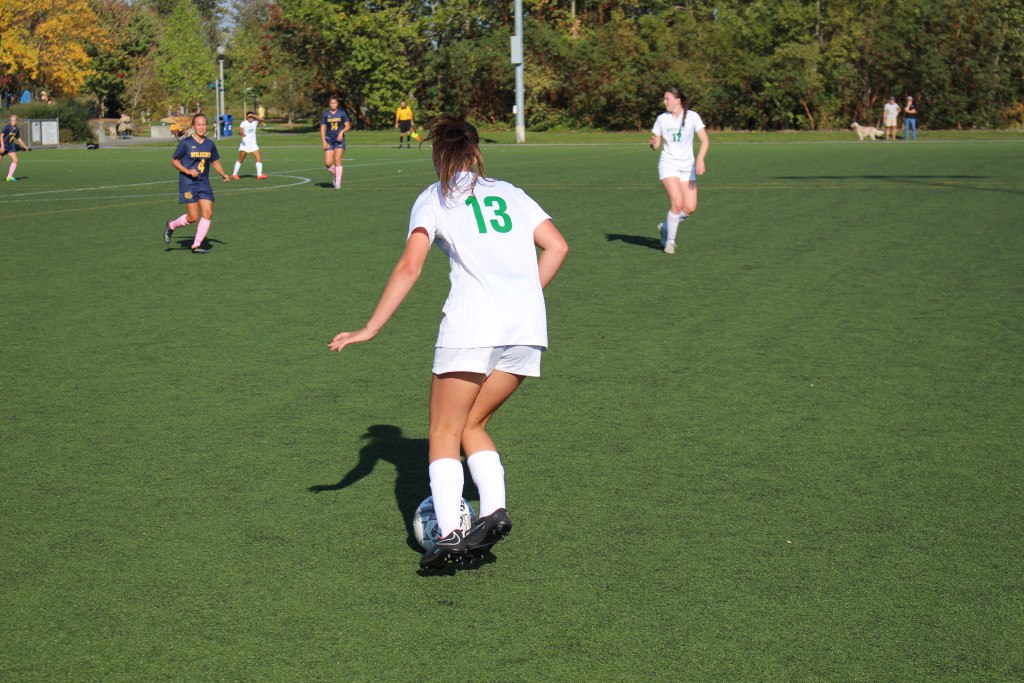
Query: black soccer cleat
xmin=191 ymin=246 xmax=209 ymax=254
xmin=164 ymin=221 xmax=174 ymax=243
xmin=465 ymin=508 xmax=512 ymax=557
xmin=420 ymin=528 xmax=471 ymax=570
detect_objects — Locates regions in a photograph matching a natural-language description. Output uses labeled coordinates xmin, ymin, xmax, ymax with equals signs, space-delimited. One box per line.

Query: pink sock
xmin=192 ymin=217 xmax=211 ymax=249
xmin=169 ymin=214 xmax=189 ymax=229
xmin=6 ymin=163 xmax=16 ymax=179
xmin=334 ymin=165 xmax=343 ymax=185
xmin=327 ymin=165 xmax=335 ymax=175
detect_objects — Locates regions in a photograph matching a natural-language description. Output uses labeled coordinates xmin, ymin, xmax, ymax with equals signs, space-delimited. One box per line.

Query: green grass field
xmin=2 ymin=134 xmax=1022 ymax=680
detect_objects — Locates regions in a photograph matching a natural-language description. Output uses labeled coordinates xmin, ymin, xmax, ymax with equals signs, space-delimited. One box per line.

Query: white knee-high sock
xmin=467 ymin=450 xmax=505 ymax=517
xmin=256 ymin=162 xmax=263 ymax=175
xmin=429 ymin=458 xmax=465 ymax=537
xmin=666 ymin=211 xmax=687 ymax=243
xmin=232 ymin=161 xmax=241 ymax=175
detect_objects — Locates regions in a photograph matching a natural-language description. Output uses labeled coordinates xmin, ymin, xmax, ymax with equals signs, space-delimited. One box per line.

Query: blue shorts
xmin=179 ymin=183 xmax=214 ymax=204
xmin=1 ymin=145 xmax=15 ymax=155
xmin=325 ymin=138 xmax=346 ymax=151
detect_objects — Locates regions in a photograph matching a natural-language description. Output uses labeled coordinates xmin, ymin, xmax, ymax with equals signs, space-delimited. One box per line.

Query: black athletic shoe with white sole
xmin=164 ymin=221 xmax=173 ymax=243
xmin=191 ymin=246 xmax=209 ymax=254
xmin=420 ymin=528 xmax=471 ymax=570
xmin=466 ymin=508 xmax=512 ymax=557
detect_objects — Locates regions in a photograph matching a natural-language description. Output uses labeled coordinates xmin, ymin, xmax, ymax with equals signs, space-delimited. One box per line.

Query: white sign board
xmin=28 ymin=118 xmax=60 ymax=148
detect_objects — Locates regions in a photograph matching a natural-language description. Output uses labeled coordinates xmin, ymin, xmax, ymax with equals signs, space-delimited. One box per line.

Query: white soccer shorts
xmin=658 ymin=162 xmax=697 ymax=182
xmin=433 ymin=345 xmax=544 ymax=377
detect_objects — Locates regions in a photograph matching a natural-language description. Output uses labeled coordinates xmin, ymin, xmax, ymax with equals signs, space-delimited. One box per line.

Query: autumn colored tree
xmin=0 ymin=0 xmax=106 ymax=96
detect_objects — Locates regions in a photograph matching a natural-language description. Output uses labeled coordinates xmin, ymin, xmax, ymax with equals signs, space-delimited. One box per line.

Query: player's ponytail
xmin=425 ymin=115 xmax=485 ymax=201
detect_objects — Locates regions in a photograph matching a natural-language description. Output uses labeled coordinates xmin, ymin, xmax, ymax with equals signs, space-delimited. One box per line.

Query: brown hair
xmin=665 ymin=86 xmax=688 ymax=119
xmin=425 ymin=115 xmax=485 ymax=200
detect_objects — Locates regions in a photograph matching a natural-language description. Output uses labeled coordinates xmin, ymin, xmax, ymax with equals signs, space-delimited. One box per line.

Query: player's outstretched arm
xmin=328 ymin=229 xmax=431 ymax=353
xmin=212 ymin=160 xmax=230 ymax=182
xmin=534 ymin=219 xmax=569 ymax=289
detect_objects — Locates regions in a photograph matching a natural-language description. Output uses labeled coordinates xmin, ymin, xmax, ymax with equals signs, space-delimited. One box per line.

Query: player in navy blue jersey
xmin=319 ymin=95 xmax=351 ymax=189
xmin=162 ymin=114 xmax=230 ymax=254
xmin=1 ymin=114 xmax=31 ymax=182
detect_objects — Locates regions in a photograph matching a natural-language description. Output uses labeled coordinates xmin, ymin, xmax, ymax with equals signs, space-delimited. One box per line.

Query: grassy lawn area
xmin=2 ymin=136 xmax=1021 ymax=679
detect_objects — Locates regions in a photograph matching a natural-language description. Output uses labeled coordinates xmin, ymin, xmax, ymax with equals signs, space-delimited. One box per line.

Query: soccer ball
xmin=413 ymin=496 xmax=476 ymax=551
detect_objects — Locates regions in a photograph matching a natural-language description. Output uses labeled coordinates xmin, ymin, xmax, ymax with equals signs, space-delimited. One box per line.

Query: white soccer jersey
xmin=239 ymin=119 xmax=259 ymax=148
xmin=408 ymin=173 xmax=552 ymax=349
xmin=652 ymin=110 xmax=705 ymax=166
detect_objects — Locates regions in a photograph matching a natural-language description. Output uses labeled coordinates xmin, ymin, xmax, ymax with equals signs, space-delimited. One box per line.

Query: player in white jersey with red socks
xmin=232 ymin=111 xmax=268 ymax=180
xmin=649 ymin=87 xmax=710 ymax=254
xmin=328 ymin=115 xmax=569 ymax=570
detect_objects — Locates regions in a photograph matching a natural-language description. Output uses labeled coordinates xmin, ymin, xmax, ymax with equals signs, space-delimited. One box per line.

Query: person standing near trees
xmin=320 ymin=95 xmax=351 ymax=189
xmin=904 ymin=96 xmax=919 ymax=141
xmin=883 ymin=96 xmax=900 ymax=140
xmin=395 ymin=100 xmax=415 ymax=148
xmin=1 ymin=114 xmax=31 ymax=182
xmin=649 ymin=87 xmax=709 ymax=255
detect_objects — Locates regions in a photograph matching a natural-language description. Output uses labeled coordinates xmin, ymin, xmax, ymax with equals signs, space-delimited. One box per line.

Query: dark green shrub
xmin=9 ymin=100 xmax=97 ymax=143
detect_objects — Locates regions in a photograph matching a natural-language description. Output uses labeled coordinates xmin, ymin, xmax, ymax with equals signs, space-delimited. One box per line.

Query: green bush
xmin=9 ymin=100 xmax=97 ymax=144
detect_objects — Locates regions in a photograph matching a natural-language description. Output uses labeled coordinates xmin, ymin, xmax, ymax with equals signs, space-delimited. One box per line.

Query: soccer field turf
xmin=2 ymin=136 xmax=1022 ymax=680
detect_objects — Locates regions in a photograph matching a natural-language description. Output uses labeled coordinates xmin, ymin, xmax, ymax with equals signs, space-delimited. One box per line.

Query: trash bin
xmin=219 ymin=114 xmax=233 ymax=137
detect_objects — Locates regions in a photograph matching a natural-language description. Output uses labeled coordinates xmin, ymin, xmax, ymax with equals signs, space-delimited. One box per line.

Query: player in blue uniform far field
xmin=320 ymin=95 xmax=351 ymax=189
xmin=1 ymin=114 xmax=31 ymax=182
xmin=162 ymin=113 xmax=230 ymax=254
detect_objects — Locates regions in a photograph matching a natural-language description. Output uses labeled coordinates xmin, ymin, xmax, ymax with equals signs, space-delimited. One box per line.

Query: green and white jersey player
xmin=328 ymin=115 xmax=569 ymax=571
xmin=649 ymin=87 xmax=710 ymax=255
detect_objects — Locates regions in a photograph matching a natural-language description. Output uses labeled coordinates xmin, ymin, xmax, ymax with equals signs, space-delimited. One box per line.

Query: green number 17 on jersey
xmin=466 ymin=196 xmax=513 ymax=233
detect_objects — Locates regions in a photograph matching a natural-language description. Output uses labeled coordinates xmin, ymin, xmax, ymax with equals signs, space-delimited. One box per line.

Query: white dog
xmin=850 ymin=122 xmax=884 ymax=140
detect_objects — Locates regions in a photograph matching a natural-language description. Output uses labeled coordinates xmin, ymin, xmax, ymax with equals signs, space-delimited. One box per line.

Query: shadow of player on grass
xmin=164 ymin=236 xmax=227 ymax=252
xmin=307 ymin=424 xmax=479 ymax=553
xmin=605 ymin=233 xmax=663 ymax=250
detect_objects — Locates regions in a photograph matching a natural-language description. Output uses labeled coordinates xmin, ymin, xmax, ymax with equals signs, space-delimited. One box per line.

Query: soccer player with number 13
xmin=327 ymin=115 xmax=569 ymax=570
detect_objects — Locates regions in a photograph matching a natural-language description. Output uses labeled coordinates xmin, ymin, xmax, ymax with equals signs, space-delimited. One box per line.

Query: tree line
xmin=2 ymin=0 xmax=1022 ymax=130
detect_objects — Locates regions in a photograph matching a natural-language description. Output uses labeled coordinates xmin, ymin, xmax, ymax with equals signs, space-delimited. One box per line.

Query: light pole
xmin=512 ymin=0 xmax=525 ymax=143
xmin=216 ymin=45 xmax=226 ymax=140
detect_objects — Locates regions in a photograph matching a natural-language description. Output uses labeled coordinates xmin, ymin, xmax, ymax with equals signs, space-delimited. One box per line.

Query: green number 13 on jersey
xmin=466 ymin=196 xmax=513 ymax=233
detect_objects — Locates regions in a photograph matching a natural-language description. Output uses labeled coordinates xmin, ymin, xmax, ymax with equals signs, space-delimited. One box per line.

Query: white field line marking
xmin=0 ymin=175 xmax=311 ymax=204
xmin=0 ymin=158 xmax=425 ymax=202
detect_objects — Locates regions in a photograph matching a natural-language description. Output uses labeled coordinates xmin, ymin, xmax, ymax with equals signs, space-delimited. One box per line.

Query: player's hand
xmin=696 ymin=160 xmax=706 ymax=176
xmin=649 ymin=134 xmax=659 ymax=149
xmin=328 ymin=327 xmax=377 ymax=352
xmin=322 ymin=142 xmax=329 ymax=150
xmin=223 ymin=175 xmax=231 ymax=182
xmin=189 ymin=169 xmax=199 ymax=178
